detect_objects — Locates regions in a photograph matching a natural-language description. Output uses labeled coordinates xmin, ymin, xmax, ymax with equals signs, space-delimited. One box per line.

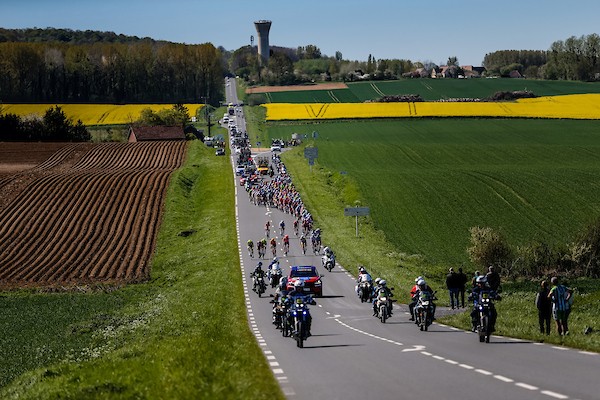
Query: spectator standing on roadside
xmin=446 ymin=268 xmax=459 ymax=309
xmin=486 ymin=265 xmax=501 ymax=292
xmin=535 ymin=280 xmax=552 ymax=335
xmin=548 ymin=276 xmax=572 ymax=336
xmin=457 ymin=267 xmax=468 ymax=308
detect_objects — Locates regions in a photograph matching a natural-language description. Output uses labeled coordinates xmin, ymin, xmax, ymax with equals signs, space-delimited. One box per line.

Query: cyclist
xmin=300 ymin=234 xmax=307 ymax=255
xmin=283 ymin=234 xmax=290 ymax=255
xmin=279 ymin=220 xmax=286 ymax=235
xmin=247 ymin=239 xmax=254 ymax=257
xmin=270 ymin=237 xmax=277 ymax=257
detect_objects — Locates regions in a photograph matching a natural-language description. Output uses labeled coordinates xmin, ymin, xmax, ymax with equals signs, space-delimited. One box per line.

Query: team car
xmin=286 ymin=265 xmax=323 ymax=297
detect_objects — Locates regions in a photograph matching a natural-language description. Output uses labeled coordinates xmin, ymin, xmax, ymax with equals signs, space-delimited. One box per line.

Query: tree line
xmin=483 ymin=34 xmax=600 ymax=80
xmin=0 ymin=38 xmax=223 ymax=104
xmin=0 ymin=105 xmax=90 ymax=141
xmin=1 ymin=28 xmax=599 ymax=105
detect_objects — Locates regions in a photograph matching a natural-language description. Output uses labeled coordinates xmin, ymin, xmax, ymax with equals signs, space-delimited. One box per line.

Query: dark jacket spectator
xmin=535 ymin=280 xmax=552 ymax=335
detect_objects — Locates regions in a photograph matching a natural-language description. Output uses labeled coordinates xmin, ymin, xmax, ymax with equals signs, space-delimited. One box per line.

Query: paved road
xmin=226 ymin=79 xmax=599 ymax=400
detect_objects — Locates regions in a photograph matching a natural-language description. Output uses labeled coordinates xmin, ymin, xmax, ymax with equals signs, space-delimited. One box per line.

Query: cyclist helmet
xmin=258 ymin=262 xmax=263 ymax=267
xmin=359 ymin=266 xmax=366 ymax=274
xmin=380 ymin=279 xmax=387 ymax=287
xmin=273 ymin=257 xmax=278 ymax=262
xmin=374 ymin=277 xmax=381 ymax=285
xmin=415 ymin=276 xmax=423 ymax=283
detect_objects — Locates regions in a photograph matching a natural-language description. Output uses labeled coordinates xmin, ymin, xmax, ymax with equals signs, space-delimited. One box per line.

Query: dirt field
xmin=0 ymin=141 xmax=187 ymax=290
xmin=245 ymin=82 xmax=348 ymax=94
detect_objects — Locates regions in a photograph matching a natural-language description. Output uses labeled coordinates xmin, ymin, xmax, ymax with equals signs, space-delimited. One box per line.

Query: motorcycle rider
xmin=287 ymin=280 xmax=316 ymax=336
xmin=251 ymin=262 xmax=266 ymax=292
xmin=271 ymin=277 xmax=291 ymax=327
xmin=267 ymin=257 xmax=280 ymax=282
xmin=469 ymin=276 xmax=501 ymax=332
xmin=413 ymin=278 xmax=437 ymax=321
xmin=356 ymin=266 xmax=373 ymax=296
xmin=408 ymin=276 xmax=423 ymax=321
xmin=322 ymin=246 xmax=336 ymax=269
xmin=373 ymin=279 xmax=394 ymax=317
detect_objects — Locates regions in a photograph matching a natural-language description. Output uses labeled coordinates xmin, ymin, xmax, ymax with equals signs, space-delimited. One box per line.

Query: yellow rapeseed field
xmin=264 ymin=94 xmax=600 ymax=120
xmin=0 ymin=104 xmax=204 ymax=125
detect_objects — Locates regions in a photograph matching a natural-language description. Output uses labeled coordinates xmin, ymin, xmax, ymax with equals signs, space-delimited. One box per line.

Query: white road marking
xmin=515 ymin=382 xmax=539 ymax=391
xmin=494 ymin=375 xmax=513 ymax=383
xmin=540 ymin=390 xmax=569 ymax=399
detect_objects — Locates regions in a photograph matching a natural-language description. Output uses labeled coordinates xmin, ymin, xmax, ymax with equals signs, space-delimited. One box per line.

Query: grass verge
xmin=0 ymin=141 xmax=283 ymax=399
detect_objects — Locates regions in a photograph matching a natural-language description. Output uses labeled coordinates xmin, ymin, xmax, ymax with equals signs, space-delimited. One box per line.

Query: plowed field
xmin=0 ymin=141 xmax=187 ymax=290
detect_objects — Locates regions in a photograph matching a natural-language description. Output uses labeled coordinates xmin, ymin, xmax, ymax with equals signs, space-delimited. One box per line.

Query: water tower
xmin=254 ymin=20 xmax=271 ymax=65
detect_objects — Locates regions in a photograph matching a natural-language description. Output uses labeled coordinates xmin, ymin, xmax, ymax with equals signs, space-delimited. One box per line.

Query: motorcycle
xmin=476 ymin=292 xmax=499 ymax=343
xmin=374 ymin=289 xmax=393 ymax=323
xmin=414 ymin=291 xmax=437 ymax=331
xmin=253 ymin=276 xmax=266 ymax=297
xmin=270 ymin=265 xmax=282 ymax=288
xmin=321 ymin=253 xmax=335 ymax=272
xmin=358 ymin=281 xmax=372 ymax=303
xmin=290 ymin=297 xmax=312 ymax=348
xmin=272 ymin=296 xmax=291 ymax=331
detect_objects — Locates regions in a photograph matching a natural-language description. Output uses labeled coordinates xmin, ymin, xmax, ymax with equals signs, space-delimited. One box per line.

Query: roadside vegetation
xmin=0 ymin=142 xmax=283 ymax=399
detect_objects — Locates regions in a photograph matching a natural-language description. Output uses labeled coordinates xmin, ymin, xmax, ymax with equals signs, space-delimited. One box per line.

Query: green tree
xmin=467 ymin=226 xmax=514 ymax=273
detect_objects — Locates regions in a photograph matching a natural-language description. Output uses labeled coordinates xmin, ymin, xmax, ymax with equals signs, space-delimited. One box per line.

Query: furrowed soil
xmin=0 ymin=141 xmax=187 ymax=290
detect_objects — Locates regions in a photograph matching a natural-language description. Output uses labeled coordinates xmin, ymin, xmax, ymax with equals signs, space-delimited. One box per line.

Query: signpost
xmin=344 ymin=207 xmax=370 ymax=237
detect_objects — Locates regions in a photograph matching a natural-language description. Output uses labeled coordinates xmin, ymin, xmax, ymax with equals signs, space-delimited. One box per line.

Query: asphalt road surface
xmin=226 ymin=79 xmax=599 ymax=400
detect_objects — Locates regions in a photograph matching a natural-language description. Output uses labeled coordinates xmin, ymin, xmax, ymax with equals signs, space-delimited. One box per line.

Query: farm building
xmin=128 ymin=126 xmax=186 ymax=142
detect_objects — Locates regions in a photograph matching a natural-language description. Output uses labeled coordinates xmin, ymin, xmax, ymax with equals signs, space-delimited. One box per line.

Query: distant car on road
xmin=215 ymin=148 xmax=225 ymax=156
xmin=270 ymin=145 xmax=281 ymax=152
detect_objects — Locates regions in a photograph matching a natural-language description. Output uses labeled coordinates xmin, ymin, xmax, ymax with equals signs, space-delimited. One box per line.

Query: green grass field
xmin=268 ymin=119 xmax=600 ymax=266
xmin=0 ymin=142 xmax=283 ymax=399
xmin=262 ymin=79 xmax=600 ymax=103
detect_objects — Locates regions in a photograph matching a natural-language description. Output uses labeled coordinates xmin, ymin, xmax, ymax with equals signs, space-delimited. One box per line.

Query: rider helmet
xmin=380 ymin=279 xmax=387 ymax=287
xmin=293 ymin=280 xmax=304 ymax=289
xmin=417 ymin=279 xmax=426 ymax=286
xmin=374 ymin=277 xmax=381 ymax=285
xmin=476 ymin=276 xmax=487 ymax=285
xmin=273 ymin=257 xmax=278 ymax=262
xmin=415 ymin=276 xmax=423 ymax=283
xmin=258 ymin=262 xmax=263 ymax=267
xmin=359 ymin=266 xmax=366 ymax=274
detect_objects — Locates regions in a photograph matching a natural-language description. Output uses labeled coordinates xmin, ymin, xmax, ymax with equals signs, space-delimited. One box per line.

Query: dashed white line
xmin=475 ymin=369 xmax=493 ymax=376
xmin=540 ymin=390 xmax=569 ymax=399
xmin=493 ymin=375 xmax=513 ymax=383
xmin=515 ymin=382 xmax=539 ymax=391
